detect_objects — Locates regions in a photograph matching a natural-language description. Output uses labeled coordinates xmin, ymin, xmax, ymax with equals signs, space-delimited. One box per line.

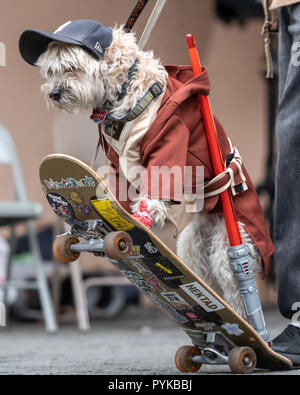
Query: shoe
xmin=271 ymin=324 xmax=300 ymax=366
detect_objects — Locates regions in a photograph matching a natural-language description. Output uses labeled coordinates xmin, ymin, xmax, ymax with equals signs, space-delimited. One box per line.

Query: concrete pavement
xmin=0 ymin=305 xmax=299 ymax=375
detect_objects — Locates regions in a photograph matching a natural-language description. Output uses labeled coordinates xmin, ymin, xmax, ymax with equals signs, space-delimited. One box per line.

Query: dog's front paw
xmin=132 ymin=199 xmax=153 ymax=228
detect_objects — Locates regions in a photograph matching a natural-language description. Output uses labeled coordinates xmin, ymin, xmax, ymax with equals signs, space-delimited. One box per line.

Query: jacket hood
xmin=163 ymin=64 xmax=210 ymax=108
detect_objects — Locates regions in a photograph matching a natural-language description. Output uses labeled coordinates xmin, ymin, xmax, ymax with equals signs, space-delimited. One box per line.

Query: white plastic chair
xmin=0 ymin=125 xmax=57 ymax=333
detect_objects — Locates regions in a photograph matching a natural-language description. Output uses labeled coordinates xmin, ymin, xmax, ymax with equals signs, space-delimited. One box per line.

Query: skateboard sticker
xmin=132 ymin=245 xmax=142 ymax=257
xmin=179 ymin=305 xmax=223 ymax=327
xmin=161 ymin=292 xmax=189 ymax=308
xmin=130 ymin=260 xmax=151 ymax=275
xmin=147 ymin=275 xmax=165 ymax=291
xmin=146 ymin=293 xmax=190 ymax=325
xmin=46 ymin=193 xmax=74 ymax=219
xmin=144 ymin=242 xmax=158 ymax=254
xmin=111 ymin=260 xmax=132 ymax=272
xmin=43 ymin=176 xmax=95 ymax=190
xmin=90 ymin=199 xmax=134 ymax=231
xmin=145 ymin=294 xmax=219 ymax=329
xmin=221 ymin=323 xmax=244 ymax=336
xmin=126 ymin=229 xmax=161 ymax=258
xmin=110 ymin=261 xmax=191 ymax=326
xmin=183 ymin=329 xmax=208 ymax=348
xmin=180 ymin=282 xmax=225 ymax=313
xmin=67 ymin=191 xmax=92 ymax=217
xmin=120 ymin=270 xmax=153 ymax=292
xmin=144 ymin=257 xmax=184 ymax=289
xmin=194 ymin=322 xmax=218 ymax=331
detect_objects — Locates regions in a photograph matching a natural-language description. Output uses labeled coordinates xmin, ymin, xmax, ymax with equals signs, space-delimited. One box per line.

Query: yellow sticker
xmin=132 ymin=245 xmax=141 ymax=256
xmin=155 ymin=262 xmax=173 ymax=274
xmin=91 ymin=199 xmax=134 ymax=231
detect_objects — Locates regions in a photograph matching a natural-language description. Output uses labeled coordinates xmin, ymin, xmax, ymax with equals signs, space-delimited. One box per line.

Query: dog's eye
xmin=62 ymin=65 xmax=75 ymax=74
xmin=45 ymin=69 xmax=53 ymax=78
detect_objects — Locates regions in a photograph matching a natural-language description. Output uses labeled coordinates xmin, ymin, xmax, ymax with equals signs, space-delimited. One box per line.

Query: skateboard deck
xmin=40 ymin=154 xmax=292 ymax=373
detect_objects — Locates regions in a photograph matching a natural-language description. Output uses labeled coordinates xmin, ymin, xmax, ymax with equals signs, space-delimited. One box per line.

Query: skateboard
xmin=40 ymin=153 xmax=292 ymax=374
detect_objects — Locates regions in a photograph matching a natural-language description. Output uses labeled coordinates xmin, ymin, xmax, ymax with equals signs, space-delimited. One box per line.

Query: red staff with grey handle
xmin=186 ymin=34 xmax=270 ymax=342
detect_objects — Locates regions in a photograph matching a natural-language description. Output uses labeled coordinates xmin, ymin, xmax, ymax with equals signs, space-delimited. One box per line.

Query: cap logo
xmin=54 ymin=21 xmax=71 ymax=34
xmin=94 ymin=42 xmax=103 ymax=55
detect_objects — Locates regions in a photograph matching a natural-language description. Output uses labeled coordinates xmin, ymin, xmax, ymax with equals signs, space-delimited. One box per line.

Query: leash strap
xmin=138 ymin=0 xmax=167 ymax=50
xmin=117 ymin=58 xmax=139 ymax=102
xmin=124 ymin=0 xmax=150 ymax=32
xmin=90 ymin=136 xmax=102 ymax=169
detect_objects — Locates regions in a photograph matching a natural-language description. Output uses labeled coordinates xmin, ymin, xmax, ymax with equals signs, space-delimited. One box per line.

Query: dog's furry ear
xmin=102 ymin=26 xmax=139 ymax=67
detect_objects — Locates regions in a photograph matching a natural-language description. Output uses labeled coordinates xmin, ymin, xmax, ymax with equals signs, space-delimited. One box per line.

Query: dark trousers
xmin=275 ymin=3 xmax=300 ymax=319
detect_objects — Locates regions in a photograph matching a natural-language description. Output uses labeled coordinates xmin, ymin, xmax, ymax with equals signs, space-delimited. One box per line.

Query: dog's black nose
xmin=49 ymin=88 xmax=62 ymax=102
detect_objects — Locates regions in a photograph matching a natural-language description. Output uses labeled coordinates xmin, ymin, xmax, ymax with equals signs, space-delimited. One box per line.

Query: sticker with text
xmin=161 ymin=292 xmax=189 ymax=308
xmin=120 ymin=270 xmax=153 ymax=293
xmin=180 ymin=282 xmax=225 ymax=312
xmin=43 ymin=176 xmax=95 ymax=190
xmin=144 ymin=242 xmax=158 ymax=254
xmin=91 ymin=199 xmax=134 ymax=231
xmin=46 ymin=193 xmax=74 ymax=219
xmin=130 ymin=259 xmax=151 ymax=276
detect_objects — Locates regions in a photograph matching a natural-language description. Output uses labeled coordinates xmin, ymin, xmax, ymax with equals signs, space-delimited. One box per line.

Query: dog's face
xmin=35 ymin=27 xmax=168 ymax=117
xmin=37 ymin=42 xmax=106 ymax=113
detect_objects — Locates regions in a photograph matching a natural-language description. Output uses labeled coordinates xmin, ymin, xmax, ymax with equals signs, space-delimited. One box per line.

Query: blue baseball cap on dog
xmin=19 ymin=19 xmax=113 ymax=66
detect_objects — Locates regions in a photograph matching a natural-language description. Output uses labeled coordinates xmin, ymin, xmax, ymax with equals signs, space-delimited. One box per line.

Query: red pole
xmin=186 ymin=34 xmax=242 ymax=247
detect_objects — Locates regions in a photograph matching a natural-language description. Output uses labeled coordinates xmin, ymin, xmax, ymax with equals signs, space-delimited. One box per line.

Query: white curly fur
xmin=176 ymin=210 xmax=262 ymax=316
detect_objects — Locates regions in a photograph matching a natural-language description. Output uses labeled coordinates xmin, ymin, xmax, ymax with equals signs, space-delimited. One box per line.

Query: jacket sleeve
xmin=140 ymin=112 xmax=190 ymax=202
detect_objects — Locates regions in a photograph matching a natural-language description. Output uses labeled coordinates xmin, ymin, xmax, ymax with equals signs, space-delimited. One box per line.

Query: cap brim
xmin=19 ymin=29 xmax=82 ymax=66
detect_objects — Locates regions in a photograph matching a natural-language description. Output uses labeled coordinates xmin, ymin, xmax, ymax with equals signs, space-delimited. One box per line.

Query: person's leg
xmin=277 ymin=7 xmax=292 ymax=104
xmin=272 ymin=4 xmax=300 ymax=364
xmin=275 ymin=4 xmax=300 ymax=321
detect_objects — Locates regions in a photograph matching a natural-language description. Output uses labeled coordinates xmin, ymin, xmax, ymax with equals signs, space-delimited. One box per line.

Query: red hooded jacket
xmin=99 ymin=65 xmax=274 ymax=276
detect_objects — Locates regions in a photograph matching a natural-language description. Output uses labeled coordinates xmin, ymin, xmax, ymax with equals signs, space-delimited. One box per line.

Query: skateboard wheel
xmin=175 ymin=346 xmax=202 ymax=373
xmin=103 ymin=232 xmax=133 ymax=260
xmin=228 ymin=347 xmax=257 ymax=374
xmin=53 ymin=235 xmax=81 ymax=263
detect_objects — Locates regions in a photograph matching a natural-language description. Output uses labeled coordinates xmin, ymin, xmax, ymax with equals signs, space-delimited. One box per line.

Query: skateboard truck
xmin=53 ymin=224 xmax=134 ymax=263
xmin=69 ymin=238 xmax=105 ymax=255
xmin=192 ymin=332 xmax=232 ymax=366
xmin=176 ymin=331 xmax=258 ymax=374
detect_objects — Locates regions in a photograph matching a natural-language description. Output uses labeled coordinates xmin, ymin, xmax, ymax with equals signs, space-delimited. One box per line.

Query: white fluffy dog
xmin=20 ymin=21 xmax=268 ymax=317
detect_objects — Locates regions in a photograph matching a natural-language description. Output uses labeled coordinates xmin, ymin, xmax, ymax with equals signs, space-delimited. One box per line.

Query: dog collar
xmin=90 ymin=58 xmax=139 ymax=125
xmin=91 ymin=82 xmax=164 ymax=132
